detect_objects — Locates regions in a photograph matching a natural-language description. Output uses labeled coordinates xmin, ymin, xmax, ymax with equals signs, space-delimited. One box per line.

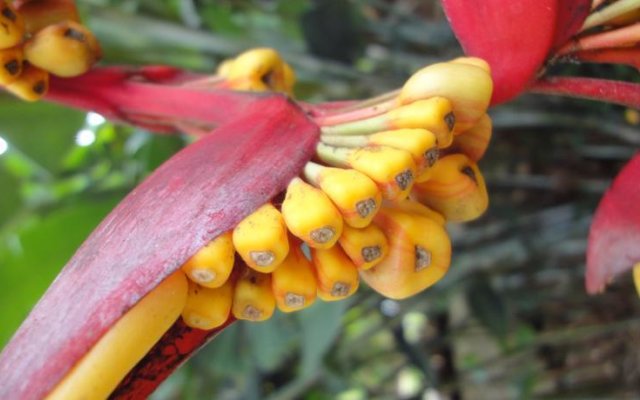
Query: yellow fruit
xmin=369 ymin=129 xmax=439 ymax=182
xmin=15 ymin=0 xmax=80 ymax=34
xmin=181 ymin=231 xmax=235 ymax=288
xmin=282 ymin=177 xmax=344 ymax=249
xmin=634 ymin=263 xmax=640 ymax=298
xmin=272 ymin=244 xmax=317 ymax=312
xmin=447 ymin=114 xmax=492 ymax=162
xmin=399 ymin=62 xmax=493 ymax=129
xmin=5 ymin=63 xmax=49 ymax=101
xmin=338 ymin=223 xmax=389 ymax=270
xmin=450 ymin=56 xmax=491 ymax=73
xmin=181 ymin=279 xmax=234 ymax=330
xmin=385 ymin=98 xmax=456 ymax=148
xmin=233 ymin=203 xmax=289 ymax=272
xmin=232 ymin=268 xmax=276 ymax=322
xmin=0 ymin=45 xmax=23 ymax=85
xmin=304 ymin=162 xmax=381 ymax=228
xmin=24 ymin=21 xmax=101 ymax=77
xmin=348 ymin=146 xmax=417 ymax=200
xmin=0 ymin=2 xmax=25 ymax=50
xmin=412 ymin=154 xmax=489 ymax=222
xmin=45 ymin=271 xmax=188 ymax=400
xmin=384 ymin=199 xmax=446 ymax=226
xmin=222 ymin=47 xmax=295 ymax=93
xmin=311 ymin=245 xmax=359 ymax=301
xmin=360 ymin=208 xmax=452 ymax=299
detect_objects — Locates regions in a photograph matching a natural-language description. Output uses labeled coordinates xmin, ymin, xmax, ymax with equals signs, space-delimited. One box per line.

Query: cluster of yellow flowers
xmin=0 ymin=0 xmax=100 ymax=101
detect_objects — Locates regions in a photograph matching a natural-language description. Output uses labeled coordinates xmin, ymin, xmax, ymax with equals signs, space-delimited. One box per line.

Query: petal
xmin=552 ymin=0 xmax=592 ymax=50
xmin=0 ymin=98 xmax=319 ymax=399
xmin=441 ymin=0 xmax=557 ymax=104
xmin=587 ymin=154 xmax=640 ymax=294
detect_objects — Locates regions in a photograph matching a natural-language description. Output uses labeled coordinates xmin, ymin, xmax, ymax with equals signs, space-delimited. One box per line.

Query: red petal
xmin=552 ymin=0 xmax=592 ymax=50
xmin=441 ymin=0 xmax=557 ymax=104
xmin=587 ymin=154 xmax=640 ymax=294
xmin=531 ymin=77 xmax=640 ymax=109
xmin=0 ymin=98 xmax=319 ymax=399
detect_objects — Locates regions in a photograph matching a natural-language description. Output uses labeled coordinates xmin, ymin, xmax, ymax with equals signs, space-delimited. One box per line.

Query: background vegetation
xmin=0 ymin=0 xmax=638 ymax=398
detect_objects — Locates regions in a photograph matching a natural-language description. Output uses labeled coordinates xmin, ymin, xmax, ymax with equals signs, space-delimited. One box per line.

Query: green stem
xmin=315 ymin=143 xmax=352 ymax=167
xmin=320 ymin=135 xmax=369 ymax=148
xmin=582 ymin=0 xmax=640 ymax=31
xmin=320 ymin=114 xmax=388 ymax=136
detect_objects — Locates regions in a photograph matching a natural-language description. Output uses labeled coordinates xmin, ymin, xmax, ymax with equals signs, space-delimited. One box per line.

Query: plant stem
xmin=582 ymin=0 xmax=640 ymax=31
xmin=530 ymin=76 xmax=640 ymax=109
xmin=558 ymin=23 xmax=640 ymax=55
xmin=568 ymin=46 xmax=640 ymax=70
xmin=315 ymin=143 xmax=351 ymax=167
xmin=320 ymin=134 xmax=369 ymax=148
xmin=313 ymin=98 xmax=396 ymax=127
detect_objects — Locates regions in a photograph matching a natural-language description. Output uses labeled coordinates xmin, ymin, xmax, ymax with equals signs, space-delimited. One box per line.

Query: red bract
xmin=586 ymin=154 xmax=640 ymax=294
xmin=443 ymin=0 xmax=640 ymax=292
xmin=0 ymin=92 xmax=319 ymax=399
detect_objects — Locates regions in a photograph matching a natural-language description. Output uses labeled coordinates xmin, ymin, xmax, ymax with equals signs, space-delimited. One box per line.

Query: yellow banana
xmin=383 ymin=199 xmax=445 ymax=226
xmin=450 ymin=56 xmax=491 ymax=73
xmin=0 ymin=45 xmax=23 ymax=85
xmin=447 ymin=114 xmax=492 ymax=161
xmin=338 ymin=223 xmax=389 ymax=270
xmin=412 ymin=153 xmax=489 ymax=222
xmin=5 ymin=63 xmax=49 ymax=101
xmin=361 ymin=208 xmax=452 ymax=299
xmin=45 ymin=271 xmax=188 ymax=400
xmin=0 ymin=1 xmax=24 ymax=50
xmin=316 ymin=143 xmax=417 ymax=201
xmin=181 ymin=231 xmax=235 ymax=288
xmin=634 ymin=263 xmax=640 ymax=298
xmin=220 ymin=47 xmax=295 ymax=94
xmin=320 ymin=97 xmax=455 ymax=149
xmin=303 ymin=162 xmax=381 ymax=228
xmin=181 ymin=279 xmax=234 ymax=330
xmin=24 ymin=20 xmax=101 ymax=77
xmin=232 ymin=267 xmax=276 ymax=322
xmin=311 ymin=245 xmax=359 ymax=301
xmin=398 ymin=61 xmax=493 ymax=131
xmin=281 ymin=177 xmax=343 ymax=249
xmin=271 ymin=243 xmax=317 ymax=312
xmin=232 ymin=203 xmax=290 ymax=272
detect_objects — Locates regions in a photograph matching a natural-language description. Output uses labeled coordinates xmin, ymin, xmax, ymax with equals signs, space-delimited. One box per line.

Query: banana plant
xmin=1 ymin=0 xmax=639 ymax=399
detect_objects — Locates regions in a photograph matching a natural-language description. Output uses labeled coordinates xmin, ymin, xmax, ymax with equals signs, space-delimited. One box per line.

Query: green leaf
xmin=0 ymin=196 xmax=120 ymax=348
xmin=246 ymin=311 xmax=296 ymax=372
xmin=0 ymin=99 xmax=85 ymax=173
xmin=297 ymin=299 xmax=349 ymax=377
xmin=465 ymin=276 xmax=509 ymax=344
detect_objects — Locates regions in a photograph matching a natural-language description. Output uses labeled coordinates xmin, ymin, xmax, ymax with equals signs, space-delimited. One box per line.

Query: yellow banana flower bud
xmin=5 ymin=63 xmax=49 ymax=101
xmin=303 ymin=162 xmax=381 ymax=228
xmin=24 ymin=21 xmax=101 ymax=78
xmin=383 ymin=199 xmax=445 ymax=226
xmin=398 ymin=61 xmax=493 ymax=130
xmin=272 ymin=244 xmax=317 ymax=312
xmin=450 ymin=56 xmax=491 ymax=73
xmin=369 ymin=129 xmax=439 ymax=182
xmin=311 ymin=245 xmax=359 ymax=301
xmin=321 ymin=97 xmax=455 ymax=149
xmin=0 ymin=2 xmax=24 ymax=50
xmin=16 ymin=0 xmax=80 ymax=34
xmin=222 ymin=47 xmax=295 ymax=93
xmin=447 ymin=114 xmax=492 ymax=162
xmin=181 ymin=279 xmax=234 ymax=330
xmin=233 ymin=203 xmax=290 ymax=272
xmin=232 ymin=268 xmax=276 ymax=322
xmin=338 ymin=223 xmax=389 ymax=270
xmin=316 ymin=143 xmax=417 ymax=201
xmin=0 ymin=45 xmax=23 ymax=85
xmin=281 ymin=177 xmax=344 ymax=249
xmin=45 ymin=271 xmax=188 ymax=400
xmin=412 ymin=154 xmax=489 ymax=222
xmin=181 ymin=231 xmax=235 ymax=288
xmin=361 ymin=208 xmax=452 ymax=299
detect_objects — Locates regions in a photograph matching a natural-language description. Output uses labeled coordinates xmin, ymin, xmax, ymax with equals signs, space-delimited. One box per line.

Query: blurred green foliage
xmin=1 ymin=0 xmax=639 ymax=399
